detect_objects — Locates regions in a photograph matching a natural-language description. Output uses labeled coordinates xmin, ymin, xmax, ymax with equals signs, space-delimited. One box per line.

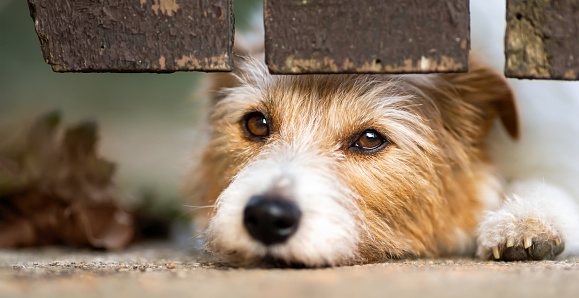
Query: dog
xmin=186 ymin=0 xmax=579 ymax=266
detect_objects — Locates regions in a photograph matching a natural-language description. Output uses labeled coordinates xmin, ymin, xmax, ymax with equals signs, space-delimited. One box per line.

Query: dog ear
xmin=441 ymin=57 xmax=520 ymax=140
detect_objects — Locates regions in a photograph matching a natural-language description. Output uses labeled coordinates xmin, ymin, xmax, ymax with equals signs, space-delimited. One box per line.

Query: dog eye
xmin=243 ymin=112 xmax=270 ymax=140
xmin=352 ymin=130 xmax=388 ymax=152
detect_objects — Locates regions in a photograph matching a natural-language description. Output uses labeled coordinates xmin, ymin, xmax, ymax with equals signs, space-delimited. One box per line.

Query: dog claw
xmin=492 ymin=246 xmax=500 ymax=259
xmin=506 ymin=238 xmax=514 ymax=248
xmin=524 ymin=236 xmax=532 ymax=249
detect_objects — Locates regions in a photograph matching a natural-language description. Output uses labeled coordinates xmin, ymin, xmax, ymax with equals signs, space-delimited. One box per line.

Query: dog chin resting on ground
xmin=187 ymin=10 xmax=579 ymax=267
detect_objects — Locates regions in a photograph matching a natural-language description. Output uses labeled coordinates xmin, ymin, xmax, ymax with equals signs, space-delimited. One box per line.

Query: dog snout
xmin=243 ymin=195 xmax=301 ymax=245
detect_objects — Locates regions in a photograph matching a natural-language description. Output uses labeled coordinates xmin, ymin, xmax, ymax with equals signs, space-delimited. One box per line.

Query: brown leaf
xmin=0 ymin=156 xmax=25 ymax=196
xmin=0 ymin=112 xmax=135 ymax=249
xmin=73 ymin=203 xmax=135 ymax=250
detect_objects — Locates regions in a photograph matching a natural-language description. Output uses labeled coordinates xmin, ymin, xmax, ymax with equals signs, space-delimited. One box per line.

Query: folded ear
xmin=441 ymin=57 xmax=520 ymax=140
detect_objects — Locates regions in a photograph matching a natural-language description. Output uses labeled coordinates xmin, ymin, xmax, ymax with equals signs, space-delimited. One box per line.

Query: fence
xmin=26 ymin=0 xmax=578 ymax=80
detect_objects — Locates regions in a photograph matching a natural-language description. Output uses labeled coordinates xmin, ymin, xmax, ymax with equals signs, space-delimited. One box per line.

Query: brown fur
xmin=188 ymin=52 xmax=518 ymax=264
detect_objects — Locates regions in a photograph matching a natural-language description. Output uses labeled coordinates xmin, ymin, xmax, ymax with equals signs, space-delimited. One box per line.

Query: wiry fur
xmin=188 ymin=53 xmax=521 ymax=265
xmin=187 ymin=0 xmax=579 ymax=266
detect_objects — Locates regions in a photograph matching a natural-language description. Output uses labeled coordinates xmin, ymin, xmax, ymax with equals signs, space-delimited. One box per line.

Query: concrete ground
xmin=1 ymin=243 xmax=579 ymax=298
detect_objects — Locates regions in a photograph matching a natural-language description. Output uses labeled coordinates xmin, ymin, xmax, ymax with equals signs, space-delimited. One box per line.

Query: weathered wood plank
xmin=27 ymin=0 xmax=234 ymax=73
xmin=264 ymin=0 xmax=470 ymax=74
xmin=505 ymin=0 xmax=579 ymax=80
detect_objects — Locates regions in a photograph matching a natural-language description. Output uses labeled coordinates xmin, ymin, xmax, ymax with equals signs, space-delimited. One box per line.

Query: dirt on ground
xmin=1 ymin=242 xmax=579 ymax=298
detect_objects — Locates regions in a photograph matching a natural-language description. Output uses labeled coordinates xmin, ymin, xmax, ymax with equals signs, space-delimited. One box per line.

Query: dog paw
xmin=476 ymin=201 xmax=565 ymax=261
xmin=499 ymin=238 xmax=565 ymax=261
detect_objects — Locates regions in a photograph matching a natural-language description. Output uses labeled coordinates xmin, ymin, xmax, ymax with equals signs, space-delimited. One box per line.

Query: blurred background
xmin=0 ymin=0 xmax=260 ymax=212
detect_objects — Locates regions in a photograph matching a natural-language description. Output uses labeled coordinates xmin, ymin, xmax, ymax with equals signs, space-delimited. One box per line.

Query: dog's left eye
xmin=352 ymin=130 xmax=388 ymax=152
xmin=242 ymin=112 xmax=270 ymax=140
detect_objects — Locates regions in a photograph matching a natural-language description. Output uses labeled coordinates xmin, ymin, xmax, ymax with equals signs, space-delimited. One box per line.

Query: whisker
xmin=183 ymin=204 xmax=217 ymax=210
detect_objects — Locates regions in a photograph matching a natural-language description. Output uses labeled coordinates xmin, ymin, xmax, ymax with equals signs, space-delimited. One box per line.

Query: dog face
xmin=189 ymin=54 xmax=518 ymax=267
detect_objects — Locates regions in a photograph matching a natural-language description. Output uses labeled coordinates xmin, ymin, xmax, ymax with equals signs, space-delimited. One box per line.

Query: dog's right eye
xmin=350 ymin=129 xmax=389 ymax=154
xmin=242 ymin=112 xmax=270 ymax=140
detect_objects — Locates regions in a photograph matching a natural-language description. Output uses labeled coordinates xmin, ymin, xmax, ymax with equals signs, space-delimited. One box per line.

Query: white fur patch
xmin=477 ymin=180 xmax=579 ymax=258
xmin=206 ymin=143 xmax=362 ymax=266
xmin=472 ymin=0 xmax=579 ymax=259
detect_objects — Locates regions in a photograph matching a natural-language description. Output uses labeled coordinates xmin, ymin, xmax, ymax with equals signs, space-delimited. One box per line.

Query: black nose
xmin=243 ymin=195 xmax=301 ymax=245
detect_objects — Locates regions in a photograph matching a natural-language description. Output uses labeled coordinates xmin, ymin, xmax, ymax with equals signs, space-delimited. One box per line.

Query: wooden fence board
xmin=505 ymin=0 xmax=579 ymax=80
xmin=27 ymin=0 xmax=234 ymax=73
xmin=264 ymin=0 xmax=470 ymax=74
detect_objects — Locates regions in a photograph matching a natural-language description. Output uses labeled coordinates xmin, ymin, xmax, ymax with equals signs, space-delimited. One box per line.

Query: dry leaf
xmin=0 ymin=112 xmax=135 ymax=250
